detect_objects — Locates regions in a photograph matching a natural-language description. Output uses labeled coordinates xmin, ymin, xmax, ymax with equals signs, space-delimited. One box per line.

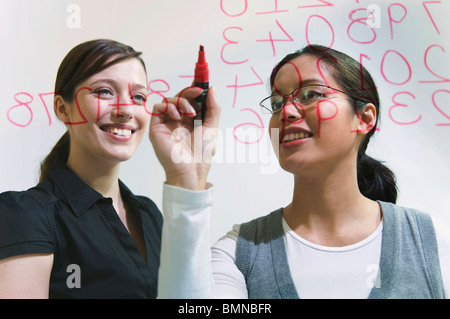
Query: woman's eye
xmin=132 ymin=93 xmax=147 ymax=103
xmin=94 ymin=88 xmax=113 ymax=97
xmin=271 ymin=99 xmax=284 ymax=112
xmin=301 ymin=89 xmax=324 ymax=101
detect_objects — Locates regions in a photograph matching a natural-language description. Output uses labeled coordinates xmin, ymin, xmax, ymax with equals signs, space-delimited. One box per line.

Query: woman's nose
xmin=280 ymin=101 xmax=304 ymax=123
xmin=111 ymin=95 xmax=134 ymax=121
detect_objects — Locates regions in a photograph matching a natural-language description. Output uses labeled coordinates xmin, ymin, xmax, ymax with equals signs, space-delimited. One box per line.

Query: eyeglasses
xmin=259 ymin=84 xmax=350 ymax=114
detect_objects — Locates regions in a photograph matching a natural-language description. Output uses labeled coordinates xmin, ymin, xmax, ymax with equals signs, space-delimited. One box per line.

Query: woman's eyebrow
xmin=271 ymin=78 xmax=328 ymax=95
xmin=88 ymin=78 xmax=118 ymax=87
xmin=129 ymin=83 xmax=149 ymax=92
xmin=88 ymin=78 xmax=148 ymax=91
xmin=299 ymin=78 xmax=328 ymax=87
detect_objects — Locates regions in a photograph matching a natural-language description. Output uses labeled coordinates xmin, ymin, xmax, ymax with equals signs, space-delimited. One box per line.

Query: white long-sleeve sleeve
xmin=157 ymin=183 xmax=215 ymax=298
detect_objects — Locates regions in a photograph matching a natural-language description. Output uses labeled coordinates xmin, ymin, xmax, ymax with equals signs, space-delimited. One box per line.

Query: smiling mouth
xmin=282 ymin=132 xmax=313 ymax=143
xmin=100 ymin=127 xmax=135 ymax=137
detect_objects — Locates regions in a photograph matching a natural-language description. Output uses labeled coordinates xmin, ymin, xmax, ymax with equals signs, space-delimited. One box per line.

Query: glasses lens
xmin=260 ymin=85 xmax=334 ymax=114
xmin=296 ymin=85 xmax=326 ymax=105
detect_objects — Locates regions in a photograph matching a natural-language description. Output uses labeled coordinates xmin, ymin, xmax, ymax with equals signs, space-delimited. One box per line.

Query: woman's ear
xmin=54 ymin=95 xmax=71 ymax=123
xmin=356 ymin=103 xmax=376 ymax=135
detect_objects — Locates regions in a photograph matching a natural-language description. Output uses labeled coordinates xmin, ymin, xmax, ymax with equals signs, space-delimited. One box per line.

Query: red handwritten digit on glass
xmin=389 ymin=92 xmax=422 ymax=126
xmin=226 ymin=66 xmax=264 ymax=109
xmin=306 ymin=15 xmax=335 ymax=50
xmin=143 ymin=79 xmax=170 ymax=117
xmin=422 ymin=1 xmax=442 ymax=35
xmin=420 ymin=45 xmax=450 ymax=83
xmin=256 ymin=20 xmax=294 ymax=57
xmin=388 ymin=3 xmax=407 ymax=40
xmin=347 ymin=8 xmax=377 ymax=44
xmin=380 ymin=50 xmax=412 ymax=86
xmin=63 ymin=87 xmax=89 ymax=125
xmin=298 ymin=0 xmax=333 ymax=9
xmin=221 ymin=27 xmax=249 ymax=65
xmin=433 ymin=89 xmax=450 ymax=126
xmin=220 ymin=0 xmax=247 ymax=17
xmin=255 ymin=0 xmax=289 ymax=15
xmin=7 ymin=92 xmax=34 ymax=127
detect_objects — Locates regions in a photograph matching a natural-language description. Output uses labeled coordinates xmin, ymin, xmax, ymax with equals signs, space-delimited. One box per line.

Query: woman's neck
xmin=66 ymin=151 xmax=121 ymax=201
xmin=284 ymin=162 xmax=381 ymax=247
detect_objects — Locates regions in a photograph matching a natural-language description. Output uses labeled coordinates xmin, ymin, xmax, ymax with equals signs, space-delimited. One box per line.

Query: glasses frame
xmin=259 ymin=84 xmax=352 ymax=114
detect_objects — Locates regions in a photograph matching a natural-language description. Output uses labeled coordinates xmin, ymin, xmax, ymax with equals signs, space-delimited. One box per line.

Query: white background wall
xmin=1 ymin=0 xmax=449 ymax=243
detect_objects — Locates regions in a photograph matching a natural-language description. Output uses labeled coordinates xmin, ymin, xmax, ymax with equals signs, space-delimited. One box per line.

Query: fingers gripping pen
xmin=194 ymin=45 xmax=209 ymax=121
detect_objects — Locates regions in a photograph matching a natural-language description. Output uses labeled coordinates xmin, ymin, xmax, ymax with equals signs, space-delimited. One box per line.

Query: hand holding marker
xmin=194 ymin=45 xmax=209 ymax=121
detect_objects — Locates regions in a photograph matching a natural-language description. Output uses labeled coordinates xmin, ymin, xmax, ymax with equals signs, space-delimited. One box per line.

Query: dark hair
xmin=270 ymin=44 xmax=397 ymax=203
xmin=39 ymin=39 xmax=146 ymax=182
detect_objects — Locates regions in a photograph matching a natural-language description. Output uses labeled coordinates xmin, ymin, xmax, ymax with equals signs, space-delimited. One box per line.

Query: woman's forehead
xmin=84 ymin=58 xmax=147 ymax=87
xmin=274 ymin=54 xmax=337 ymax=90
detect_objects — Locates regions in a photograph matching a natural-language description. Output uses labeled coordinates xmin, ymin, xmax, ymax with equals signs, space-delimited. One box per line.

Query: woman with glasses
xmin=161 ymin=44 xmax=449 ymax=299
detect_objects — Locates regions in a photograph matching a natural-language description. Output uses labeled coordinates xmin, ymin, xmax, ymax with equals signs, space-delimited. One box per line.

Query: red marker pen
xmin=194 ymin=45 xmax=209 ymax=121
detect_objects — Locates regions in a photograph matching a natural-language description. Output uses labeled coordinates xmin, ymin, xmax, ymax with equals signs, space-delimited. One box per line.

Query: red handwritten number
xmin=38 ymin=92 xmax=54 ymax=126
xmin=144 ymin=79 xmax=170 ymax=116
xmin=256 ymin=0 xmax=289 ymax=14
xmin=347 ymin=9 xmax=377 ymax=44
xmin=220 ymin=0 xmax=247 ymax=17
xmin=298 ymin=0 xmax=333 ymax=9
xmin=420 ymin=44 xmax=450 ymax=83
xmin=221 ymin=27 xmax=249 ymax=65
xmin=422 ymin=1 xmax=442 ymax=35
xmin=389 ymin=92 xmax=421 ymax=125
xmin=306 ymin=15 xmax=335 ymax=49
xmin=433 ymin=89 xmax=450 ymax=126
xmin=388 ymin=3 xmax=407 ymax=40
xmin=64 ymin=87 xmax=90 ymax=125
xmin=7 ymin=92 xmax=34 ymax=127
xmin=107 ymin=84 xmax=138 ymax=117
xmin=381 ymin=50 xmax=412 ymax=85
xmin=226 ymin=66 xmax=264 ymax=109
xmin=256 ymin=20 xmax=293 ymax=57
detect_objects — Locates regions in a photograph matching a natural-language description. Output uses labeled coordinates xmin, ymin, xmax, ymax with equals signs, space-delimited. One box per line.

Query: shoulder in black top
xmin=0 ymin=158 xmax=163 ymax=299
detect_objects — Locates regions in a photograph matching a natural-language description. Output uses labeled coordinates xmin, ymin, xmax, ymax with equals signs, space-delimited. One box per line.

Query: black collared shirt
xmin=0 ymin=159 xmax=162 ymax=298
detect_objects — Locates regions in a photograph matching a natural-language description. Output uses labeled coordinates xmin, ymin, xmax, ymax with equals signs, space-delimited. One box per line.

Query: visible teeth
xmin=282 ymin=132 xmax=311 ymax=142
xmin=105 ymin=128 xmax=132 ymax=136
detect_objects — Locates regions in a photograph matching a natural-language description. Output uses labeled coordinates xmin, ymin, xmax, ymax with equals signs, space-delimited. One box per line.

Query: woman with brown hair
xmin=0 ymin=39 xmax=221 ymax=298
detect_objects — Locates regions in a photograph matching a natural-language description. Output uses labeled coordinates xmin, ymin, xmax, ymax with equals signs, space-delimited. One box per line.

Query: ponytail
xmin=39 ymin=131 xmax=70 ymax=182
xmin=357 ymin=152 xmax=397 ymax=204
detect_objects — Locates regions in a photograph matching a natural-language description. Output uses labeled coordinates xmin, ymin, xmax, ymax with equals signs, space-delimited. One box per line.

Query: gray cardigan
xmin=236 ymin=201 xmax=445 ymax=299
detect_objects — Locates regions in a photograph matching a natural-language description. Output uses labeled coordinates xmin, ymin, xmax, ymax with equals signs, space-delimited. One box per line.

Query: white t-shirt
xmin=158 ymin=184 xmax=450 ymax=299
xmin=283 ymin=218 xmax=383 ymax=299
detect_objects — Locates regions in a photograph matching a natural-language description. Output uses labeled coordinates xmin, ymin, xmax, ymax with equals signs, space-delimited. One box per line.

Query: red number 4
xmin=256 ymin=20 xmax=293 ymax=57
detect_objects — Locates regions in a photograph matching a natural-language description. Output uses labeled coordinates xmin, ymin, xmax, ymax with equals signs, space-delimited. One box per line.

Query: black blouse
xmin=0 ymin=159 xmax=162 ymax=298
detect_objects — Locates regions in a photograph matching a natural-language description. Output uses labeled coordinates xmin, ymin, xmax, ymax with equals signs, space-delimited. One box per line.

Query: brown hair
xmin=270 ymin=44 xmax=397 ymax=203
xmin=39 ymin=39 xmax=146 ymax=182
